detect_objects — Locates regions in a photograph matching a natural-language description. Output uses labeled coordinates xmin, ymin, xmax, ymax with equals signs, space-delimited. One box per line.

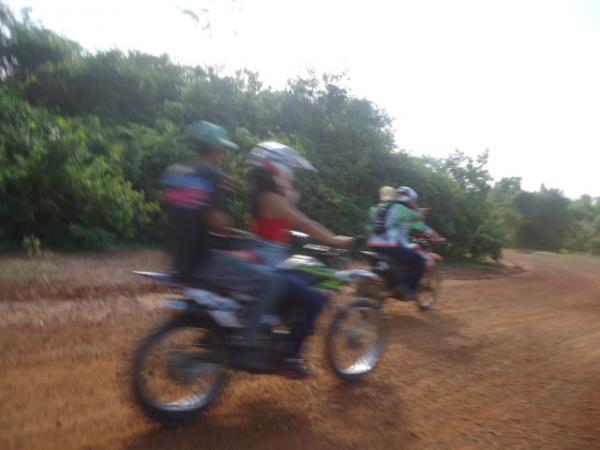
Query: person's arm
xmin=366 ymin=206 xmax=375 ymax=233
xmin=397 ymin=204 xmax=425 ymax=222
xmin=410 ymin=220 xmax=446 ymax=242
xmin=426 ymin=228 xmax=446 ymax=242
xmin=260 ymin=192 xmax=351 ymax=248
xmin=410 ymin=220 xmax=430 ymax=234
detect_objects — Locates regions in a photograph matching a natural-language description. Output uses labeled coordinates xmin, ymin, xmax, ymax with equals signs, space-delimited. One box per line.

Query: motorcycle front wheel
xmin=416 ymin=269 xmax=442 ymax=310
xmin=325 ymin=298 xmax=386 ymax=382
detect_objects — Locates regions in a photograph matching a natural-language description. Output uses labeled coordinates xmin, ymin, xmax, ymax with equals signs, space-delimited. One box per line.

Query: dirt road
xmin=1 ymin=250 xmax=599 ymax=449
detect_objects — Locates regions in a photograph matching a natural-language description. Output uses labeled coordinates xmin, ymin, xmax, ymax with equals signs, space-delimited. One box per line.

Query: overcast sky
xmin=6 ymin=0 xmax=600 ymax=198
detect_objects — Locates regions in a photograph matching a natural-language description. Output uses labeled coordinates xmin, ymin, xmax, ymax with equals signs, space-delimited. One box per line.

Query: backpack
xmin=372 ymin=203 xmax=393 ymax=235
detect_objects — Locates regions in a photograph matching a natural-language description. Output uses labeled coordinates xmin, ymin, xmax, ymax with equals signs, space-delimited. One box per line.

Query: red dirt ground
xmin=1 ymin=250 xmax=599 ymax=449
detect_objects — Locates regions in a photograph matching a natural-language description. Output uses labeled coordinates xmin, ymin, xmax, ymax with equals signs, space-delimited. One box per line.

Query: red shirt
xmin=253 ymin=217 xmax=292 ymax=243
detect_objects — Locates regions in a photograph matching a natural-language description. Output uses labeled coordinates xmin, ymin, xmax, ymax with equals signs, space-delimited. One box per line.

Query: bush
xmin=0 ymin=4 xmax=518 ymax=259
xmin=590 ymin=238 xmax=600 ymax=256
xmin=0 ymin=86 xmax=153 ymax=248
xmin=67 ymin=225 xmax=114 ymax=250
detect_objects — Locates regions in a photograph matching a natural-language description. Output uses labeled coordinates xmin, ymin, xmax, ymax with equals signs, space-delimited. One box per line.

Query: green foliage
xmin=0 ymin=85 xmax=153 ymax=250
xmin=563 ymin=196 xmax=600 ymax=254
xmin=22 ymin=234 xmax=50 ymax=256
xmin=0 ymin=3 xmax=514 ymax=258
xmin=419 ymin=151 xmax=505 ymax=260
xmin=512 ymin=188 xmax=569 ymax=251
xmin=25 ymin=50 xmax=185 ymax=125
xmin=491 ymin=177 xmax=600 ymax=255
xmin=590 ymin=238 xmax=600 ymax=256
xmin=0 ymin=3 xmax=81 ymax=80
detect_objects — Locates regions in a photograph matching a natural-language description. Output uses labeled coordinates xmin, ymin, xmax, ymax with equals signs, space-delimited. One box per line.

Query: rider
xmin=394 ymin=186 xmax=444 ymax=242
xmin=162 ymin=121 xmax=287 ymax=350
xmin=367 ymin=186 xmax=433 ymax=300
xmin=248 ymin=141 xmax=352 ymax=377
xmin=249 ymin=141 xmax=351 ymax=265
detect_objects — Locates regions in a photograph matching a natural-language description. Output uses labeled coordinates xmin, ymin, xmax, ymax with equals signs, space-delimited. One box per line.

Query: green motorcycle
xmin=131 ymin=231 xmax=385 ymax=424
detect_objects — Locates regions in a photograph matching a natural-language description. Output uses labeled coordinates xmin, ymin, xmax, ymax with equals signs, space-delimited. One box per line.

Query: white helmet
xmin=395 ymin=186 xmax=418 ymax=203
xmin=249 ymin=141 xmax=316 ymax=179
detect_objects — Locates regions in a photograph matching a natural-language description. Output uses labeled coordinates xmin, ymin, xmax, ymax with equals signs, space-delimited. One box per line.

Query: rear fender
xmin=167 ymin=288 xmax=245 ymax=329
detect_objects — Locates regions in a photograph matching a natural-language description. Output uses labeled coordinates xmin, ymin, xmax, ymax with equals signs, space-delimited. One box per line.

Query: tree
xmin=512 ymin=187 xmax=570 ymax=251
xmin=0 ymin=3 xmax=81 ymax=80
xmin=0 ymin=2 xmax=515 ymax=258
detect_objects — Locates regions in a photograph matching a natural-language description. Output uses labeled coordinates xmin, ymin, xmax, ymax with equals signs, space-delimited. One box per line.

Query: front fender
xmin=334 ymin=269 xmax=379 ymax=283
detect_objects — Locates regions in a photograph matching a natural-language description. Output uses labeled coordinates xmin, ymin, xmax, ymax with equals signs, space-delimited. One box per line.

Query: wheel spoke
xmin=133 ymin=323 xmax=227 ymax=421
xmin=327 ymin=300 xmax=385 ymax=380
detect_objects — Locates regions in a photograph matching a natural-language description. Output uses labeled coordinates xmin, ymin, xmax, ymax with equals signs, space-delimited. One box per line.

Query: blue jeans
xmin=254 ymin=239 xmax=290 ymax=267
xmin=373 ymin=246 xmax=425 ymax=291
xmin=277 ymin=269 xmax=327 ymax=358
xmin=194 ymin=251 xmax=325 ymax=358
xmin=194 ymin=250 xmax=287 ymax=343
xmin=253 ymin=239 xmax=326 ymax=356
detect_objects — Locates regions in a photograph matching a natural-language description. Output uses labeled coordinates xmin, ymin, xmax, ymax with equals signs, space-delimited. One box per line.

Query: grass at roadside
xmin=0 ymin=257 xmax=58 ymax=281
xmin=443 ymin=258 xmax=504 ymax=269
xmin=532 ymin=251 xmax=600 ymax=266
xmin=440 ymin=255 xmax=509 ymax=271
xmin=0 ymin=248 xmax=518 ymax=303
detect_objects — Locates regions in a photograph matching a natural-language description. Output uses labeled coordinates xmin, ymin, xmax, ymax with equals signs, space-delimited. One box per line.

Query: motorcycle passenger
xmin=248 ymin=141 xmax=352 ymax=378
xmin=162 ymin=121 xmax=287 ymax=350
xmin=367 ymin=186 xmax=428 ymax=300
xmin=249 ymin=141 xmax=352 ymax=265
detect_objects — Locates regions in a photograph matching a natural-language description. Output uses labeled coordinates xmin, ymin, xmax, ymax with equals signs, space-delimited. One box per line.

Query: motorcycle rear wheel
xmin=131 ymin=318 xmax=228 ymax=424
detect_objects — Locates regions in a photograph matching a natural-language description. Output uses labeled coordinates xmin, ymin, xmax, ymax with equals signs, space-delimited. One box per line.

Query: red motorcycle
xmin=357 ymin=236 xmax=445 ymax=310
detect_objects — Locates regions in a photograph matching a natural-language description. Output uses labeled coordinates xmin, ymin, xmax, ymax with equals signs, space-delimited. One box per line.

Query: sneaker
xmin=277 ymin=358 xmax=314 ymax=380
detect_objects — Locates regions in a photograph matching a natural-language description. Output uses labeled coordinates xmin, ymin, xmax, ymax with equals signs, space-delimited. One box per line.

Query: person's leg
xmin=391 ymin=246 xmax=425 ymax=290
xmin=273 ymin=270 xmax=326 ymax=378
xmin=376 ymin=246 xmax=425 ymax=291
xmin=276 ymin=270 xmax=327 ymax=358
xmin=254 ymin=239 xmax=290 ymax=267
xmin=373 ymin=247 xmax=406 ymax=287
xmin=194 ymin=250 xmax=287 ymax=342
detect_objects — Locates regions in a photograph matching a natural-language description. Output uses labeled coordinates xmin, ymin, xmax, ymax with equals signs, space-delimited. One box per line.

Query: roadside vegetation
xmin=1 ymin=3 xmax=598 ymax=259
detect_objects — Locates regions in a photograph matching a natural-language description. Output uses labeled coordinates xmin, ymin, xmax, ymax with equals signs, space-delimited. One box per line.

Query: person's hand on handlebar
xmin=423 ymin=228 xmax=446 ymax=244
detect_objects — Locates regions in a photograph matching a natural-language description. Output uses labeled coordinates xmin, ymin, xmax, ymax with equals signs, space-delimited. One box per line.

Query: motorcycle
xmin=130 ymin=232 xmax=385 ymax=424
xmin=357 ymin=236 xmax=444 ymax=310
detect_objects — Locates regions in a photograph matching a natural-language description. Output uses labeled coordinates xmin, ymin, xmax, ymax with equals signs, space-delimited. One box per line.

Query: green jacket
xmin=367 ymin=202 xmax=429 ymax=247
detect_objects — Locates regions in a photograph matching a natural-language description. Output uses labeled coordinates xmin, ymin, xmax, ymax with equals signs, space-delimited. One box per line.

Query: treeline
xmin=491 ymin=178 xmax=600 ymax=255
xmin=1 ymin=4 xmax=597 ymax=258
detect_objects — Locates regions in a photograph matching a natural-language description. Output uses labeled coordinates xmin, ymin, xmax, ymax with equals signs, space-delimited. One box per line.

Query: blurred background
xmin=1 ymin=1 xmax=600 ymax=449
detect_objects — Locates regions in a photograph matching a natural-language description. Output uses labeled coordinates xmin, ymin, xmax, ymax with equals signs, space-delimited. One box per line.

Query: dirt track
xmin=1 ymin=250 xmax=600 ymax=450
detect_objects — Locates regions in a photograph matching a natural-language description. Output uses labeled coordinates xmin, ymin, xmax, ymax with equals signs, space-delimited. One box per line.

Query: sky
xmin=6 ymin=0 xmax=600 ymax=198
